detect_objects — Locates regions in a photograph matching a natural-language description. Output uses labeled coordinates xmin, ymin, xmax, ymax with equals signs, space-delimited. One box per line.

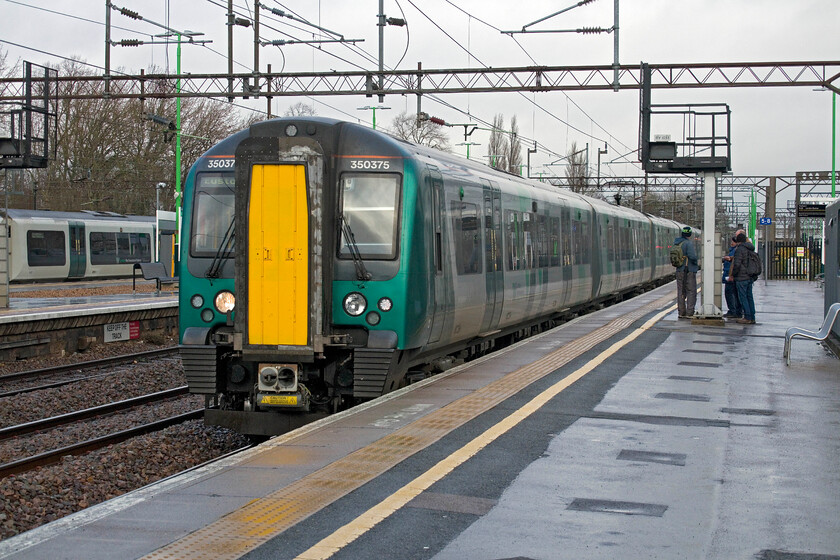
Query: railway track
xmin=0 ymin=347 xmax=180 ymax=398
xmin=0 ymin=392 xmax=203 ymax=478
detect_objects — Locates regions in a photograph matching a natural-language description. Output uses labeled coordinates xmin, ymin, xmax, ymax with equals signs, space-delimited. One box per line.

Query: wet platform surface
xmin=0 ymin=280 xmax=176 ymax=320
xmin=0 ymin=280 xmax=837 ymax=560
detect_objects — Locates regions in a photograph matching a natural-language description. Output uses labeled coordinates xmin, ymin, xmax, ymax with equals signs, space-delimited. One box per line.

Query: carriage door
xmin=480 ymin=180 xmax=503 ymax=333
xmin=427 ymin=167 xmax=445 ymax=344
xmin=248 ymin=163 xmax=309 ymax=346
xmin=68 ymin=221 xmax=86 ymax=278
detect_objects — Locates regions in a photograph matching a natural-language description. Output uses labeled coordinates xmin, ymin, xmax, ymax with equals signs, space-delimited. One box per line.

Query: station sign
xmin=104 ymin=321 xmax=140 ymax=343
xmin=759 ymin=217 xmax=772 ymax=225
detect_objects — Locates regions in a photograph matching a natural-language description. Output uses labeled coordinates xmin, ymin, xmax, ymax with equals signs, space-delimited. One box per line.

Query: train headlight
xmin=190 ymin=294 xmax=204 ymax=309
xmin=343 ymin=293 xmax=366 ymax=316
xmin=377 ymin=297 xmax=393 ymax=312
xmin=366 ymin=312 xmax=381 ymax=326
xmin=214 ymin=291 xmax=236 ymax=313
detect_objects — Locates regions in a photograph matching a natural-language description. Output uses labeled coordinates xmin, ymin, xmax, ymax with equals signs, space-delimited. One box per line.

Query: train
xmin=178 ymin=117 xmax=699 ymax=436
xmin=1 ymin=209 xmax=165 ymax=282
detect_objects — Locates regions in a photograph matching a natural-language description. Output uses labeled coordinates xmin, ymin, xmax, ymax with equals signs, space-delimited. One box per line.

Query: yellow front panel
xmin=248 ymin=164 xmax=309 ymax=345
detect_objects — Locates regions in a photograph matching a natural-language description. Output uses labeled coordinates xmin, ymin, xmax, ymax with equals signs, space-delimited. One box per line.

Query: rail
xmin=0 ymin=410 xmax=203 ymax=478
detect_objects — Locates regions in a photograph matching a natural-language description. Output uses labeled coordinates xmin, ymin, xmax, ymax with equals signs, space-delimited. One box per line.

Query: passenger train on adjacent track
xmin=178 ymin=117 xmax=699 ymax=435
xmin=2 ymin=209 xmax=156 ymax=282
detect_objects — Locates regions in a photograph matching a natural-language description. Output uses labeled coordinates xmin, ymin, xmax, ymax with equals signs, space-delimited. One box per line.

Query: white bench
xmin=783 ymin=302 xmax=840 ymax=366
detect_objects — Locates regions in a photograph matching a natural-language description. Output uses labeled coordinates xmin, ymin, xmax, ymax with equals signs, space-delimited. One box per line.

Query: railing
xmin=766 ymin=239 xmax=823 ymax=281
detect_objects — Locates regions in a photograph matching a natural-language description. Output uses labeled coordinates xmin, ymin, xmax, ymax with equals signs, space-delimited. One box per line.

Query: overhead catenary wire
xmin=428 ymin=0 xmax=640 ymax=173
xmin=4 ymin=0 xmax=634 ymax=175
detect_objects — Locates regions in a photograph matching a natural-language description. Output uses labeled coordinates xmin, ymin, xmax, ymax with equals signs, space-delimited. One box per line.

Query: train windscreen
xmin=191 ymin=173 xmax=235 ymax=257
xmin=338 ymin=173 xmax=401 ymax=260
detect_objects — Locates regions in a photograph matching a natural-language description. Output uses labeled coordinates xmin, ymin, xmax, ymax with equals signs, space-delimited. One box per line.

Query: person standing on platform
xmin=727 ymin=232 xmax=757 ymax=324
xmin=722 ymin=236 xmax=743 ymax=318
xmin=674 ymin=226 xmax=699 ymax=318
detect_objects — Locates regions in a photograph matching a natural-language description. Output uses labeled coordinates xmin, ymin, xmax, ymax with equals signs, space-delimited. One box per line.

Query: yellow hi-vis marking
xmin=295 ymin=304 xmax=676 ymax=560
xmin=248 ymin=164 xmax=308 ymax=345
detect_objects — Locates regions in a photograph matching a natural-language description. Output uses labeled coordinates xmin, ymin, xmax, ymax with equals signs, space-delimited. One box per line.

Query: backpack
xmin=669 ymin=240 xmax=686 ymax=268
xmin=743 ymin=249 xmax=762 ymax=279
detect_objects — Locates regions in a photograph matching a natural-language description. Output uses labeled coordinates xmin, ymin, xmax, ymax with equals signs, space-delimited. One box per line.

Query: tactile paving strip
xmin=144 ymin=292 xmax=675 ymax=560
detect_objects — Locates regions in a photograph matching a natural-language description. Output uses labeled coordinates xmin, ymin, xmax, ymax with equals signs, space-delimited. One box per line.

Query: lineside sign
xmin=104 ymin=321 xmax=140 ymax=343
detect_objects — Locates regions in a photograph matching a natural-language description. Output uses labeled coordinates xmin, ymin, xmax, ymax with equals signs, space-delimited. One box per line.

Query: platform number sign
xmin=759 ymin=217 xmax=772 ymax=225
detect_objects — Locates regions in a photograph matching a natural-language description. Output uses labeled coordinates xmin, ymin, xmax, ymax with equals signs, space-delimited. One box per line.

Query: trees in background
xmin=2 ymin=57 xmax=253 ymax=215
xmin=486 ymin=114 xmax=522 ymax=175
xmin=388 ymin=111 xmax=451 ymax=151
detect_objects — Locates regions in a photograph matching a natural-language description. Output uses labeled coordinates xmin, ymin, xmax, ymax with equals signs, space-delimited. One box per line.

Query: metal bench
xmin=783 ymin=302 xmax=840 ymax=366
xmin=133 ymin=262 xmax=178 ymax=295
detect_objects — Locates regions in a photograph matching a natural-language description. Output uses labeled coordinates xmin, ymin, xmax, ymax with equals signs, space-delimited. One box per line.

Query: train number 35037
xmin=349 ymin=159 xmax=390 ymax=170
xmin=206 ymin=159 xmax=235 ymax=169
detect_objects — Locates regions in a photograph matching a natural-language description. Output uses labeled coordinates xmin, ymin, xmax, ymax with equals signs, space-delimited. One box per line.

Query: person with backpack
xmin=722 ymin=236 xmax=743 ymax=318
xmin=727 ymin=232 xmax=759 ymax=324
xmin=673 ymin=226 xmax=699 ymax=318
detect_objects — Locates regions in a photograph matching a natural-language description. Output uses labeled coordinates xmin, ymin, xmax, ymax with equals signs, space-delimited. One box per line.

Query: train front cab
xmin=181 ymin=120 xmax=423 ymax=435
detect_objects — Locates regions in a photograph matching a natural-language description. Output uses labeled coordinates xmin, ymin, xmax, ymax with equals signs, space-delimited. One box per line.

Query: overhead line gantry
xmin=0 ymin=61 xmax=838 ymax=101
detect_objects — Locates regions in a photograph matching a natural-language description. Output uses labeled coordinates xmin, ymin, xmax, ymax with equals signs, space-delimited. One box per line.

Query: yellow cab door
xmin=248 ymin=164 xmax=309 ymax=345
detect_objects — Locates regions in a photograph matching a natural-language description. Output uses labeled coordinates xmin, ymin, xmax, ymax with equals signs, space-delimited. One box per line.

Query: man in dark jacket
xmin=674 ymin=226 xmax=699 ymax=318
xmin=722 ymin=236 xmax=742 ymax=318
xmin=727 ymin=232 xmax=757 ymax=324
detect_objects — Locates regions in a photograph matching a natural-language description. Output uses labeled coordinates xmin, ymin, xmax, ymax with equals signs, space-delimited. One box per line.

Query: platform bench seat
xmin=783 ymin=302 xmax=840 ymax=366
xmin=133 ymin=262 xmax=178 ymax=294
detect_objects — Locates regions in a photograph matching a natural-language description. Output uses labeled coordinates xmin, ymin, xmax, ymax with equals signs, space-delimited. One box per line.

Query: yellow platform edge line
xmin=295 ymin=304 xmax=676 ymax=560
xmin=142 ymin=294 xmax=675 ymax=560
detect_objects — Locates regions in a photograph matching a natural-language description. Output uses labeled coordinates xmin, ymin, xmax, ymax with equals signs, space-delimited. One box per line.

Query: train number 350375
xmin=349 ymin=159 xmax=391 ymax=170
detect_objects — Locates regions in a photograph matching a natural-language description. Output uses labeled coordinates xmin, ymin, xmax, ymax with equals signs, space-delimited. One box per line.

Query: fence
xmin=766 ymin=239 xmax=823 ymax=281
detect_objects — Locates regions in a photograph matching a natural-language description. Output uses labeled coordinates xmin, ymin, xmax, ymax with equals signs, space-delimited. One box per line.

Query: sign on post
xmin=759 ymin=217 xmax=772 ymax=225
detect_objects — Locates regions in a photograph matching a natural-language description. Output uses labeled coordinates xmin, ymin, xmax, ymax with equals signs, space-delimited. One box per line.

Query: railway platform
xmin=0 ymin=280 xmax=837 ymax=560
xmin=0 ymin=283 xmax=177 ymax=362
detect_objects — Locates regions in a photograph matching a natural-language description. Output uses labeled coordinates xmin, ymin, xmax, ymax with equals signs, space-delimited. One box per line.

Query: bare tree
xmin=284 ymin=101 xmax=317 ymax=117
xmin=506 ymin=115 xmax=523 ymax=175
xmin=388 ymin=111 xmax=451 ymax=151
xmin=565 ymin=141 xmax=590 ymax=194
xmin=11 ymin=60 xmax=252 ymax=214
xmin=487 ymin=114 xmax=508 ymax=170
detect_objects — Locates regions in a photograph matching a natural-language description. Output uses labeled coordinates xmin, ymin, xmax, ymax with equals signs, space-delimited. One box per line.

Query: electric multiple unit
xmin=178 ymin=118 xmax=696 ymax=435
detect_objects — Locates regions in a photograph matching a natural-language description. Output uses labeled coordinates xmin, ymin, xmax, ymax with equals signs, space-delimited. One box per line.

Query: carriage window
xmin=339 ymin=173 xmax=401 ymax=260
xmin=27 ymin=230 xmax=65 ymax=267
xmin=506 ymin=210 xmax=522 ymax=270
xmin=191 ymin=173 xmax=235 ymax=257
xmin=573 ymin=217 xmax=591 ymax=265
xmin=451 ymin=201 xmax=481 ymax=275
xmin=90 ymin=232 xmax=151 ymax=264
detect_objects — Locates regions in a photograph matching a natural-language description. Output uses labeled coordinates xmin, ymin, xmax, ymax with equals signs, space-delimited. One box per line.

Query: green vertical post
xmin=174 ymin=34 xmax=182 ymax=270
xmin=749 ymin=189 xmax=756 ymax=242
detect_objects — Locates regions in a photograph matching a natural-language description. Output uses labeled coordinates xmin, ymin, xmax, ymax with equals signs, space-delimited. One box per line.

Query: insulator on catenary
xmin=118 ymin=7 xmax=141 ymax=20
xmin=429 ymin=117 xmax=446 ymax=126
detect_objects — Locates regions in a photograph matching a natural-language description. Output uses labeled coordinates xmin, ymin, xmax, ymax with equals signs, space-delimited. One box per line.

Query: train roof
xmin=1 ymin=208 xmax=155 ymax=223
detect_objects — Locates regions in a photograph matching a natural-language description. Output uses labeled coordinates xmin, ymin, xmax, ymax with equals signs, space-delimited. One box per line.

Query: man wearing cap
xmin=674 ymin=226 xmax=699 ymax=318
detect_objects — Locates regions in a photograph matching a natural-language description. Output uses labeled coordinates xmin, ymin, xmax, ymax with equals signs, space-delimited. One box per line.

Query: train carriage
xmin=179 ymin=117 xmax=690 ymax=435
xmin=2 ymin=209 xmax=155 ymax=282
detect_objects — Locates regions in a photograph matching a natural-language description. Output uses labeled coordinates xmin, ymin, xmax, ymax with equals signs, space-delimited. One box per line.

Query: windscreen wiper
xmin=340 ymin=214 xmax=371 ymax=281
xmin=205 ymin=217 xmax=235 ymax=279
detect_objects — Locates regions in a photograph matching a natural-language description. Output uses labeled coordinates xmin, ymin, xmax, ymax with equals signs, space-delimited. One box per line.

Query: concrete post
xmin=699 ymin=171 xmax=722 ymax=318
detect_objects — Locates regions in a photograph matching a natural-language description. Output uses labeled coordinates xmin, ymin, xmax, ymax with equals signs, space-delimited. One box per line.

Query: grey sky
xmin=1 ymin=0 xmax=837 ymax=196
